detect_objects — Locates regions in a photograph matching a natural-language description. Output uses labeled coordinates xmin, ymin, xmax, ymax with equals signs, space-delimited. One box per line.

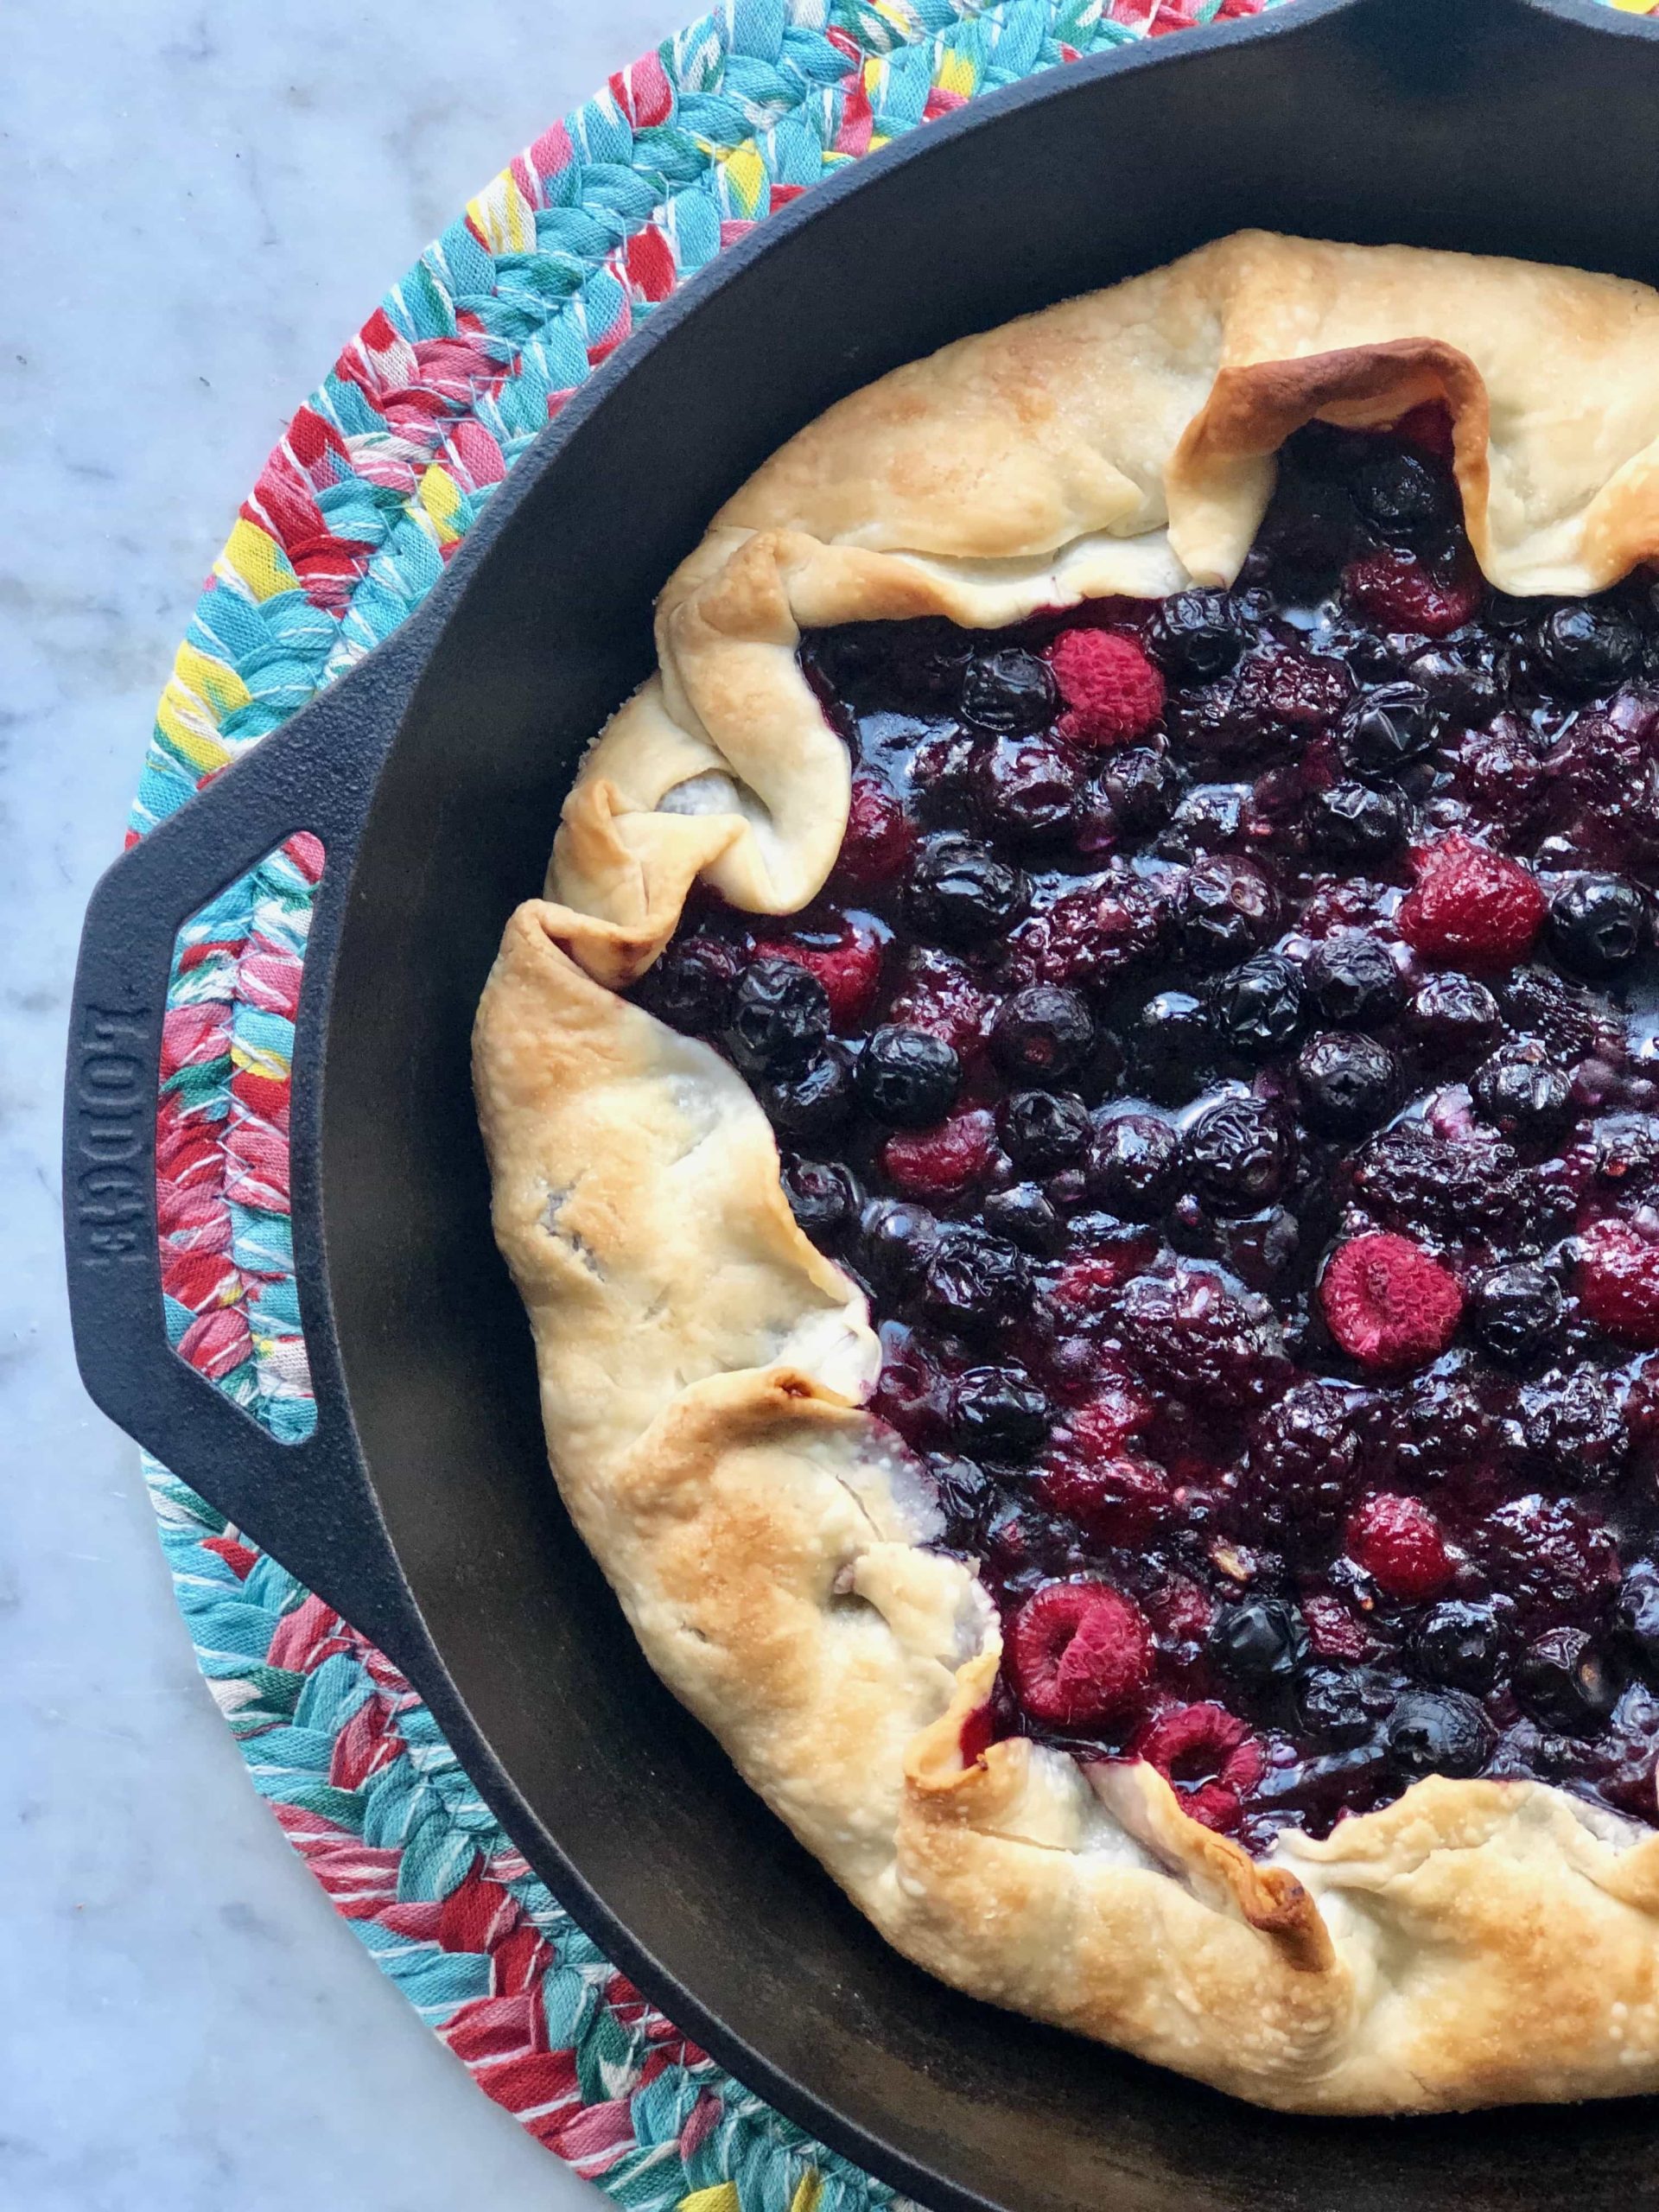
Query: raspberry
xmin=885 ymin=947 xmax=995 ymax=1055
xmin=1039 ymin=1452 xmax=1174 ymax=1542
xmin=1132 ymin=1702 xmax=1263 ymax=1832
xmin=1300 ymin=1592 xmax=1375 ymax=1662
xmin=1322 ymin=1234 xmax=1463 ymax=1371
xmin=833 ymin=772 xmax=913 ymax=889
xmin=754 ymin=915 xmax=884 ymax=1027
xmin=1006 ymin=1581 xmax=1153 ymax=1727
xmin=1046 ymin=1251 xmax=1135 ymax=1333
xmin=1342 ymin=547 xmax=1482 ymax=637
xmin=1345 ymin=1492 xmax=1455 ymax=1601
xmin=1579 ymin=1218 xmax=1659 ymax=1348
xmin=1048 ymin=628 xmax=1165 ymax=747
xmin=1397 ymin=836 xmax=1545 ymax=969
xmin=1391 ymin=400 xmax=1456 ymax=465
xmin=880 ymin=1108 xmax=995 ymax=1200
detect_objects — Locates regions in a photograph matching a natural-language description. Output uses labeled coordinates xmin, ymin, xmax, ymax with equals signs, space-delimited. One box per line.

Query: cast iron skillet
xmin=66 ymin=1 xmax=1659 ymax=2202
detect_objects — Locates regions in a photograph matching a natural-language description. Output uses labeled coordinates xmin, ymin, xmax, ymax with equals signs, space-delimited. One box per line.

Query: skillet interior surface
xmin=298 ymin=0 xmax=1659 ymax=2203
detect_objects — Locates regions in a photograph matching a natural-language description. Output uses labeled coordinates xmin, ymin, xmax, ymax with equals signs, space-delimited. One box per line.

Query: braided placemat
xmin=136 ymin=0 xmax=1653 ymax=2198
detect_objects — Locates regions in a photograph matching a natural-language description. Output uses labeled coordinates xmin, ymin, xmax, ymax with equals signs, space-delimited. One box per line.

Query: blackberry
xmin=1236 ymin=1380 xmax=1361 ymax=1550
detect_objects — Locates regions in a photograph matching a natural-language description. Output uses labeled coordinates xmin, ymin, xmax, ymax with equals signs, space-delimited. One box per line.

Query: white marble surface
xmin=2 ymin=5 xmax=690 ymax=2207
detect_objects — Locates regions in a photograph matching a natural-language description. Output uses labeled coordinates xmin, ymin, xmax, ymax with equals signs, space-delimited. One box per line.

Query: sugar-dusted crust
xmin=475 ymin=233 xmax=1659 ymax=2111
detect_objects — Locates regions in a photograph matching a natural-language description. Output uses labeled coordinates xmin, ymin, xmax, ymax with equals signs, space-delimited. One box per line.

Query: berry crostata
xmin=475 ymin=232 xmax=1659 ymax=2113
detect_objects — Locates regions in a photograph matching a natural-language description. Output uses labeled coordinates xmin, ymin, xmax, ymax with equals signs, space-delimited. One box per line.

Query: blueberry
xmin=1207 ymin=954 xmax=1304 ymax=1058
xmin=728 ymin=956 xmax=831 ymax=1075
xmin=982 ymin=1183 xmax=1065 ymax=1254
xmin=1207 ymin=1598 xmax=1307 ymax=1686
xmin=1147 ymin=590 xmax=1249 ymax=683
xmin=989 ymin=985 xmax=1096 ymax=1082
xmin=972 ymin=734 xmax=1084 ymax=842
xmin=781 ymin=1159 xmax=863 ymax=1243
xmin=1616 ymin=1563 xmax=1659 ymax=1672
xmin=927 ymin=1452 xmax=993 ymax=1548
xmin=1339 ymin=683 xmax=1440 ymax=778
xmin=1471 ymin=1042 xmax=1574 ymax=1140
xmin=759 ymin=1044 xmax=854 ymax=1138
xmin=1471 ymin=1263 xmax=1562 ymax=1363
xmin=859 ymin=1198 xmax=939 ymax=1289
xmin=1296 ymin=1664 xmax=1398 ymax=1747
xmin=906 ymin=835 xmax=1030 ymax=948
xmin=951 ymin=1365 xmax=1051 ymax=1459
xmin=1405 ymin=640 xmax=1505 ymax=725
xmin=1158 ymin=783 xmax=1248 ymax=860
xmin=1177 ymin=856 xmax=1277 ymax=966
xmin=1304 ymin=933 xmax=1405 ymax=1028
xmin=1534 ymin=602 xmax=1643 ymax=694
xmin=1133 ymin=991 xmax=1213 ymax=1103
xmin=639 ymin=936 xmax=745 ymax=1033
xmin=960 ymin=647 xmax=1058 ymax=735
xmin=1547 ymin=874 xmax=1647 ymax=979
xmin=1514 ymin=1628 xmax=1621 ymax=1733
xmin=1308 ymin=781 xmax=1408 ymax=860
xmin=920 ymin=1224 xmax=1031 ymax=1332
xmin=998 ymin=1089 xmax=1090 ymax=1173
xmin=1383 ymin=1688 xmax=1494 ymax=1779
xmin=1414 ymin=1602 xmax=1504 ymax=1693
xmin=1182 ymin=1096 xmax=1290 ymax=1211
xmin=855 ymin=1026 xmax=961 ymax=1128
xmin=1405 ymin=973 xmax=1502 ymax=1064
xmin=1295 ymin=1031 xmax=1398 ymax=1135
xmin=1351 ymin=448 xmax=1459 ymax=547
xmin=810 ymin=620 xmax=967 ymax=712
xmin=1096 ymin=747 xmax=1185 ymax=836
xmin=1088 ymin=1113 xmax=1179 ymax=1219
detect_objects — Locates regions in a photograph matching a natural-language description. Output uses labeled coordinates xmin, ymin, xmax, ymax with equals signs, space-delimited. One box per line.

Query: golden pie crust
xmin=474 ymin=233 xmax=1659 ymax=2113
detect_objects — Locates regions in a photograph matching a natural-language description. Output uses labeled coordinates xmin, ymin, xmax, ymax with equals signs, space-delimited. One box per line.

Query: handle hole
xmin=159 ymin=833 xmax=324 ymax=1446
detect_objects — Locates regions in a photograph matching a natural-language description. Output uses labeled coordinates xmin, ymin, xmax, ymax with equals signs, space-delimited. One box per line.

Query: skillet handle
xmin=65 ymin=622 xmax=435 ymax=1670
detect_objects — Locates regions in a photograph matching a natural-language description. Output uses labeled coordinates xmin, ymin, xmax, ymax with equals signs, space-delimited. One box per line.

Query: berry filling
xmin=632 ymin=415 xmax=1659 ymax=1853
